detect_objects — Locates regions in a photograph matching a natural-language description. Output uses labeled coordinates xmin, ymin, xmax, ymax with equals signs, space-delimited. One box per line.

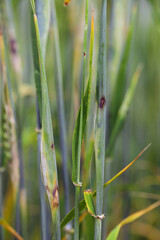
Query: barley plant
xmin=0 ymin=0 xmax=160 ymax=239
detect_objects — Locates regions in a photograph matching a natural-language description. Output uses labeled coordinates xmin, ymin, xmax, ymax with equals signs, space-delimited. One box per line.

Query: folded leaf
xmin=84 ymin=189 xmax=105 ymax=219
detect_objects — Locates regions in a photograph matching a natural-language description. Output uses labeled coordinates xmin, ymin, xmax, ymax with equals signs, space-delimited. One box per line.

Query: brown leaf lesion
xmin=99 ymin=96 xmax=106 ymax=109
xmin=50 ymin=143 xmax=54 ymax=151
xmin=45 ymin=184 xmax=59 ymax=209
xmin=52 ymin=185 xmax=59 ymax=208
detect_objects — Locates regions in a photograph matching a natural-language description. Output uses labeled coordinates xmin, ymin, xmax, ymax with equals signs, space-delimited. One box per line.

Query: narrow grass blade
xmin=104 ymin=143 xmax=151 ymax=188
xmin=106 ymin=200 xmax=160 ymax=240
xmin=61 ymin=144 xmax=151 ymax=229
xmin=72 ymin=4 xmax=94 ymax=238
xmin=110 ymin=6 xmax=137 ymax=131
xmin=72 ymin=0 xmax=91 ymax=186
xmin=31 ymin=14 xmax=42 ymax=124
xmin=30 ymin=1 xmax=61 ymax=239
xmin=106 ymin=64 xmax=143 ymax=157
xmin=84 ymin=189 xmax=105 ymax=219
xmin=0 ymin=219 xmax=24 ymax=240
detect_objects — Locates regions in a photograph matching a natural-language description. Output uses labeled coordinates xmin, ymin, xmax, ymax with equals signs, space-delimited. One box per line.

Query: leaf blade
xmin=0 ymin=219 xmax=24 ymax=240
xmin=106 ymin=200 xmax=160 ymax=240
xmin=72 ymin=4 xmax=94 ymax=185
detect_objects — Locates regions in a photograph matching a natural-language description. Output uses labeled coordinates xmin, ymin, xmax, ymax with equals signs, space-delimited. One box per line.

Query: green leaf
xmin=30 ymin=3 xmax=61 ymax=239
xmin=107 ymin=200 xmax=160 ymax=240
xmin=72 ymin=5 xmax=94 ymax=185
xmin=84 ymin=189 xmax=105 ymax=219
xmin=84 ymin=189 xmax=96 ymax=217
xmin=61 ymin=144 xmax=151 ymax=229
xmin=30 ymin=0 xmax=50 ymax=124
xmin=106 ymin=64 xmax=143 ymax=157
xmin=30 ymin=4 xmax=42 ymax=124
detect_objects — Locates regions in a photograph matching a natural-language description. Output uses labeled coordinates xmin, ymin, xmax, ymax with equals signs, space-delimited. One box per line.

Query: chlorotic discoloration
xmin=99 ymin=96 xmax=106 ymax=109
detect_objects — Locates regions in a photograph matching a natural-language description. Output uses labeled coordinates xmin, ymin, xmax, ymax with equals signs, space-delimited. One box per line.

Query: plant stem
xmin=94 ymin=0 xmax=107 ymax=239
xmin=74 ymin=1 xmax=88 ymax=239
xmin=103 ymin=1 xmax=115 ymax=238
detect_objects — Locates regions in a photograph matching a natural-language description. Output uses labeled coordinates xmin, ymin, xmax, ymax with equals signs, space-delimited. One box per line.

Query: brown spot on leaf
xmin=64 ymin=0 xmax=71 ymax=6
xmin=52 ymin=185 xmax=59 ymax=208
xmin=10 ymin=38 xmax=17 ymax=54
xmin=99 ymin=96 xmax=106 ymax=109
xmin=83 ymin=52 xmax=86 ymax=57
xmin=51 ymin=143 xmax=54 ymax=150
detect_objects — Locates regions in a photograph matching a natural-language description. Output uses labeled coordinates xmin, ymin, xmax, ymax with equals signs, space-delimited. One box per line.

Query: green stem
xmin=74 ymin=186 xmax=80 ymax=239
xmin=94 ymin=0 xmax=107 ymax=239
xmin=74 ymin=1 xmax=89 ymax=239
